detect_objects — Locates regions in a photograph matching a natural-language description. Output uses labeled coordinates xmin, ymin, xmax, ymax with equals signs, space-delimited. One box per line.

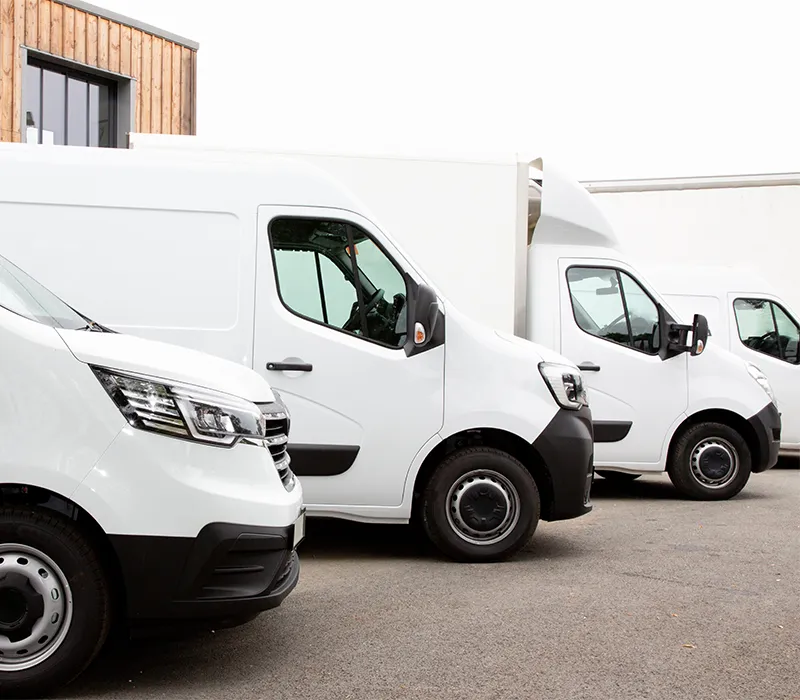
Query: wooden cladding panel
xmin=0 ymin=0 xmax=196 ymax=142
xmin=1 ymin=0 xmax=14 ymax=141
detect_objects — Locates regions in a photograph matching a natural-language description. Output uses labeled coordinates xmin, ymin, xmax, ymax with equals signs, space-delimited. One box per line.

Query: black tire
xmin=421 ymin=447 xmax=540 ymax=562
xmin=0 ymin=508 xmax=112 ymax=698
xmin=667 ymin=422 xmax=752 ymax=500
xmin=596 ymin=470 xmax=641 ymax=481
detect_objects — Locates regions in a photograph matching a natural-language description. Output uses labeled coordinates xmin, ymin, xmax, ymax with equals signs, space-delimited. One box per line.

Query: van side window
xmin=733 ymin=298 xmax=800 ymax=364
xmin=566 ymin=266 xmax=660 ymax=354
xmin=269 ymin=218 xmax=408 ymax=349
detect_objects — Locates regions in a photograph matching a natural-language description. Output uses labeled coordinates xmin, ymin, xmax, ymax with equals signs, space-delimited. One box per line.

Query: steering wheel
xmin=747 ymin=330 xmax=778 ymax=350
xmin=600 ymin=312 xmax=627 ymax=334
xmin=343 ymin=288 xmax=385 ymax=332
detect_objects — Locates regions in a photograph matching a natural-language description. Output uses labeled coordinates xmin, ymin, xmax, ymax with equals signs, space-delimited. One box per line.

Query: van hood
xmin=529 ymin=157 xmax=621 ymax=251
xmin=57 ymin=329 xmax=275 ymax=403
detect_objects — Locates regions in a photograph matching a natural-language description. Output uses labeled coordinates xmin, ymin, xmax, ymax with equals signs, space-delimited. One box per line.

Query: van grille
xmin=257 ymin=396 xmax=295 ymax=491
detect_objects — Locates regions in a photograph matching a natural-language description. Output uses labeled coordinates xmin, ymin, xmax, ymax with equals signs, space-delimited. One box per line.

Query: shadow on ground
xmin=58 ymin=621 xmax=288 ymax=699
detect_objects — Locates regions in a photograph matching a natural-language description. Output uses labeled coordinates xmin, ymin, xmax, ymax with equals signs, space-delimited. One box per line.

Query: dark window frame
xmin=732 ymin=297 xmax=800 ymax=365
xmin=565 ymin=264 xmax=661 ymax=357
xmin=268 ymin=215 xmax=410 ymax=352
xmin=26 ymin=55 xmax=118 ymax=147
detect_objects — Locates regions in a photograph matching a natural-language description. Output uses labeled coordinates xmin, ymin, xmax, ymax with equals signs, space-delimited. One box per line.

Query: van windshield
xmin=0 ymin=255 xmax=89 ymax=330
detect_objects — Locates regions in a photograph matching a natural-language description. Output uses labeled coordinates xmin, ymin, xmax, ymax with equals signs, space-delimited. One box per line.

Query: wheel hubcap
xmin=446 ymin=470 xmax=521 ymax=546
xmin=0 ymin=545 xmax=73 ymax=671
xmin=690 ymin=437 xmax=739 ymax=488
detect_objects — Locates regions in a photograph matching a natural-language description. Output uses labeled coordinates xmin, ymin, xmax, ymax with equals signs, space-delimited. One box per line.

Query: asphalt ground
xmin=62 ymin=461 xmax=799 ymax=700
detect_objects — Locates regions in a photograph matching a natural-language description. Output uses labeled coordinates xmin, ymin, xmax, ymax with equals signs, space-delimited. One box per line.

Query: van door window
xmin=269 ymin=218 xmax=408 ymax=348
xmin=773 ymin=305 xmax=800 ymax=364
xmin=566 ymin=266 xmax=660 ymax=354
xmin=734 ymin=298 xmax=800 ymax=364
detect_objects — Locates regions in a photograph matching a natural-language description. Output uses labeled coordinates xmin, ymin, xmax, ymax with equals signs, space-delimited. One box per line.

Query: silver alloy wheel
xmin=0 ymin=544 xmax=73 ymax=671
xmin=446 ymin=470 xmax=521 ymax=546
xmin=690 ymin=437 xmax=739 ymax=489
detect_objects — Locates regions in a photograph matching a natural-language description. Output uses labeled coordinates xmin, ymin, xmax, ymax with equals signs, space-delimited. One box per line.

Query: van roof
xmin=128 ymin=133 xmax=541 ymax=168
xmin=0 ymin=142 xmax=370 ymax=215
xmin=644 ymin=263 xmax=783 ymax=300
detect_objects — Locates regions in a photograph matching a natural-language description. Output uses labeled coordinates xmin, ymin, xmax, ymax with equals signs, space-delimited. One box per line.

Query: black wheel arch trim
xmin=288 ymin=444 xmax=360 ymax=476
xmin=593 ymin=420 xmax=632 ymax=443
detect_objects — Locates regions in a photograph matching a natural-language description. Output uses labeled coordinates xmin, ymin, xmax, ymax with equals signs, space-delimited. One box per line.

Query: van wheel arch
xmin=0 ymin=484 xmax=126 ymax=626
xmin=411 ymin=428 xmax=555 ymax=521
xmin=667 ymin=409 xmax=761 ymax=469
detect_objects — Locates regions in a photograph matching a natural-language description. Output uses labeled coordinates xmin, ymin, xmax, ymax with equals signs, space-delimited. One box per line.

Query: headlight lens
xmin=746 ymin=363 xmax=778 ymax=407
xmin=93 ymin=367 xmax=266 ymax=446
xmin=538 ymin=362 xmax=588 ymax=410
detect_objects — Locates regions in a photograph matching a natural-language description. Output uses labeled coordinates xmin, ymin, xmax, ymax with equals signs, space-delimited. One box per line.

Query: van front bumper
xmin=748 ymin=402 xmax=781 ymax=473
xmin=532 ymin=405 xmax=595 ymax=521
xmin=110 ymin=518 xmax=303 ymax=627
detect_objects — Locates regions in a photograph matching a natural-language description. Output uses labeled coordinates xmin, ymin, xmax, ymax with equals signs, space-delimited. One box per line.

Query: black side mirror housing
xmin=414 ymin=283 xmax=439 ymax=345
xmin=658 ymin=304 xmax=709 ymax=359
xmin=404 ymin=280 xmax=445 ymax=357
xmin=690 ymin=314 xmax=709 ymax=356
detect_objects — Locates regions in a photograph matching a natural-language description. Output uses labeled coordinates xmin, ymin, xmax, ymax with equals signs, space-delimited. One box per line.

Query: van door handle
xmin=266 ymin=362 xmax=313 ymax=372
xmin=578 ymin=362 xmax=601 ymax=372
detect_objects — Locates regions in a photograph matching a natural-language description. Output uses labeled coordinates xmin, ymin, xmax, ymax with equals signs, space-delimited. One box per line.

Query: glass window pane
xmin=733 ymin=298 xmax=781 ymax=359
xmin=349 ymin=237 xmax=408 ymax=346
xmin=89 ymin=84 xmax=99 ymax=147
xmin=566 ymin=267 xmax=629 ymax=346
xmin=772 ymin=304 xmax=800 ymax=364
xmin=67 ymin=78 xmax=88 ymax=146
xmin=271 ymin=218 xmax=408 ymax=342
xmin=23 ymin=64 xmax=41 ymax=143
xmin=273 ymin=249 xmax=325 ymax=322
xmin=41 ymin=69 xmax=66 ymax=145
xmin=619 ymin=271 xmax=660 ymax=354
xmin=94 ymin=84 xmax=113 ymax=147
xmin=318 ymin=254 xmax=359 ymax=327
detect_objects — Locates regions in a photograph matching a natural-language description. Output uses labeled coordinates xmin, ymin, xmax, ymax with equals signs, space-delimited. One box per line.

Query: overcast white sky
xmin=100 ymin=0 xmax=800 ymax=180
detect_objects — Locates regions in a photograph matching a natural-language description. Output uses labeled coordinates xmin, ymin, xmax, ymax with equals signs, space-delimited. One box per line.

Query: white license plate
xmin=292 ymin=510 xmax=306 ymax=548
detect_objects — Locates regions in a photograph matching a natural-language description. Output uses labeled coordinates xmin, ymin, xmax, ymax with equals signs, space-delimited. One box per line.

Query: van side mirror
xmin=658 ymin=305 xmax=709 ymax=359
xmin=413 ymin=283 xmax=439 ymax=346
xmin=690 ymin=314 xmax=708 ymax=356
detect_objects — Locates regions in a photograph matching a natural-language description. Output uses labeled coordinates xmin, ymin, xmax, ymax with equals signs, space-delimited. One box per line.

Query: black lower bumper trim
xmin=110 ymin=522 xmax=300 ymax=623
xmin=748 ymin=402 xmax=781 ymax=473
xmin=532 ymin=406 xmax=595 ymax=521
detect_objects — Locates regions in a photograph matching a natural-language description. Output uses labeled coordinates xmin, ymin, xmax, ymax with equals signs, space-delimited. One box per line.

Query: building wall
xmin=0 ymin=0 xmax=197 ymax=143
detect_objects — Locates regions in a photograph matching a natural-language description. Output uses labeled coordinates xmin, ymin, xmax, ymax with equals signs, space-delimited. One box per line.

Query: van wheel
xmin=421 ymin=447 xmax=540 ymax=562
xmin=0 ymin=508 xmax=112 ymax=698
xmin=596 ymin=470 xmax=641 ymax=481
xmin=667 ymin=422 xmax=752 ymax=500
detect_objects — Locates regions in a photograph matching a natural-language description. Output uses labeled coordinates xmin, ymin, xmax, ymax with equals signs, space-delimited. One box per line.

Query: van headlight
xmin=93 ymin=367 xmax=266 ymax=446
xmin=746 ymin=363 xmax=778 ymax=408
xmin=538 ymin=362 xmax=588 ymax=410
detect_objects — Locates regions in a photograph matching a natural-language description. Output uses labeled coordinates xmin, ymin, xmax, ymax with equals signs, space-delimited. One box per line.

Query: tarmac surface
xmin=63 ymin=462 xmax=799 ymax=700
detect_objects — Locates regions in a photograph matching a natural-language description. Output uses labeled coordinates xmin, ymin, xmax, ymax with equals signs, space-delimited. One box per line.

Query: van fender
xmin=399 ymin=408 xmax=557 ymax=511
xmin=658 ymin=395 xmax=770 ymax=469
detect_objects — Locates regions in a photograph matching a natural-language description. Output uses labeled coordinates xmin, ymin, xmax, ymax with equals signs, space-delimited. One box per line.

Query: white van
xmin=524 ymin=168 xmax=781 ymax=493
xmin=119 ymin=136 xmax=781 ymax=501
xmin=0 ymin=252 xmax=304 ymax=697
xmin=0 ymin=144 xmax=595 ymax=566
xmin=642 ymin=264 xmax=799 ymax=457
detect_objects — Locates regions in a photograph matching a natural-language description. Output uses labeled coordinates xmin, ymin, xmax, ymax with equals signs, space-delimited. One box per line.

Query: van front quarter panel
xmin=0 ymin=312 xmax=126 ymax=499
xmin=687 ymin=346 xmax=774 ymax=420
xmin=438 ymin=306 xmax=594 ymax=522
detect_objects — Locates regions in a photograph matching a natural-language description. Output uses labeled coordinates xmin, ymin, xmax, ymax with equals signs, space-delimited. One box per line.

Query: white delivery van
xmin=122 ymin=135 xmax=781 ymax=501
xmin=525 ymin=167 xmax=780 ymax=494
xmin=0 ymin=144 xmax=594 ymax=566
xmin=0 ymin=252 xmax=304 ymax=697
xmin=641 ymin=264 xmax=799 ymax=457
